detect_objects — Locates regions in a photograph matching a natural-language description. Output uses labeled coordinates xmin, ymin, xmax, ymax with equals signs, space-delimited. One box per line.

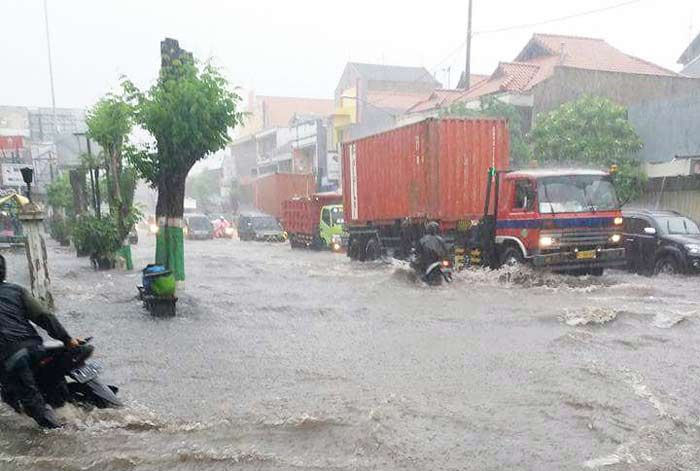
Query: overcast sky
xmin=1 ymin=0 xmax=697 ymax=109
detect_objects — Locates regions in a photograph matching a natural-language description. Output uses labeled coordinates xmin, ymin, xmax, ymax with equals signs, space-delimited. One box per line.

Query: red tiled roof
xmin=365 ymin=90 xmax=434 ymax=111
xmin=406 ymin=89 xmax=465 ymax=114
xmin=457 ymin=33 xmax=680 ymax=103
xmin=519 ymin=34 xmax=679 ymax=77
xmin=405 ymin=75 xmax=489 ymax=114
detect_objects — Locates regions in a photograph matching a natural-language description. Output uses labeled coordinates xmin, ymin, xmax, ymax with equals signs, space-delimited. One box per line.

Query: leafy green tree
xmin=124 ymin=43 xmax=243 ymax=280
xmin=530 ymin=96 xmax=645 ymax=203
xmin=46 ymin=174 xmax=74 ymax=216
xmin=441 ymin=96 xmax=532 ymax=167
xmin=186 ymin=170 xmax=221 ymax=213
xmin=86 ymin=94 xmax=134 ymax=237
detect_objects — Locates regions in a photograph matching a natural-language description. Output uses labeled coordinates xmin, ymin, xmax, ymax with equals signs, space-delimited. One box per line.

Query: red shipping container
xmin=342 ymin=118 xmax=509 ymax=225
xmin=283 ymin=192 xmax=342 ymax=236
xmin=250 ymin=172 xmax=315 ymax=219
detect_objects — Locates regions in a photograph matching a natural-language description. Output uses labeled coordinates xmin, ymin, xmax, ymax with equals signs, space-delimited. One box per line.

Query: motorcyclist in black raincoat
xmin=0 ymin=255 xmax=80 ymax=428
xmin=415 ymin=221 xmax=449 ymax=274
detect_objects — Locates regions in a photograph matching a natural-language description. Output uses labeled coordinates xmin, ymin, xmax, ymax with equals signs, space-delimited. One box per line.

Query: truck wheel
xmin=500 ymin=246 xmax=523 ymax=267
xmin=655 ymin=256 xmax=680 ymax=275
xmin=365 ymin=238 xmax=381 ymax=261
xmin=348 ymin=239 xmax=361 ymax=260
xmin=312 ymin=233 xmax=324 ymax=251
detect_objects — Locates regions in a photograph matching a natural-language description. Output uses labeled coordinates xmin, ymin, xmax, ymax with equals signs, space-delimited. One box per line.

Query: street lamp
xmin=20 ymin=167 xmax=34 ymax=202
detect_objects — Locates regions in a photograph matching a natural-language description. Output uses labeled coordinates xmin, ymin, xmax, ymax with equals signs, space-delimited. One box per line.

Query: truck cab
xmin=319 ymin=204 xmax=345 ymax=251
xmin=493 ymin=169 xmax=625 ymax=273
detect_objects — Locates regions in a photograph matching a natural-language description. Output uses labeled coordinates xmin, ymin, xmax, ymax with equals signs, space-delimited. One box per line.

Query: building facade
xmin=333 ymin=62 xmax=441 ymax=143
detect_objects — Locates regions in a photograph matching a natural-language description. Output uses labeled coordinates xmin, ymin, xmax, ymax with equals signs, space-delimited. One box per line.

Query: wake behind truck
xmin=342 ymin=117 xmax=626 ymax=274
xmin=283 ymin=192 xmax=345 ymax=251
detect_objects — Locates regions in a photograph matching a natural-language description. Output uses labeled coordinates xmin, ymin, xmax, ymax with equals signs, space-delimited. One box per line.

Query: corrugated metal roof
xmin=678 ymin=31 xmax=700 ymax=65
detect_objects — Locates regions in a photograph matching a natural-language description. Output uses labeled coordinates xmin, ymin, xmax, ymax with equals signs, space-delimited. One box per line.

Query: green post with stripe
xmin=155 ymin=222 xmax=185 ymax=281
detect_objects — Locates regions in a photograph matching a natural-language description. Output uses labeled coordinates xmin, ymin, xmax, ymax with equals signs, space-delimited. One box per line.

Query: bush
xmin=71 ymin=215 xmax=121 ymax=267
xmin=48 ymin=217 xmax=71 ymax=245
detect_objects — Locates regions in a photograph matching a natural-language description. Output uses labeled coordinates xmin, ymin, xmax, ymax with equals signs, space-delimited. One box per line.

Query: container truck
xmin=282 ymin=192 xmax=345 ymax=251
xmin=342 ymin=118 xmax=626 ymax=274
xmin=248 ymin=172 xmax=315 ymax=219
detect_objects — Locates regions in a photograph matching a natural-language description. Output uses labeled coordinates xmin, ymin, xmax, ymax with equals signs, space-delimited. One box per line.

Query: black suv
xmin=622 ymin=209 xmax=700 ymax=275
xmin=237 ymin=212 xmax=286 ymax=242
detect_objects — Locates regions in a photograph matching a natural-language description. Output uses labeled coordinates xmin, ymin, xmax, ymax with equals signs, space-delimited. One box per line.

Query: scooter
xmin=1 ymin=338 xmax=122 ymax=417
xmin=409 ymin=251 xmax=454 ymax=285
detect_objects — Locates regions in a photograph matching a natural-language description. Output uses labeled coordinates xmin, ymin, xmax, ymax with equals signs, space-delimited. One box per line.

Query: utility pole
xmin=465 ymin=0 xmax=473 ymax=90
xmin=43 ymin=0 xmax=58 ymax=182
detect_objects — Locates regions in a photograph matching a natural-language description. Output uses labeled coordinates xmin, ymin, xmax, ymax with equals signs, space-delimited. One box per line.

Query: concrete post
xmin=19 ymin=202 xmax=53 ymax=308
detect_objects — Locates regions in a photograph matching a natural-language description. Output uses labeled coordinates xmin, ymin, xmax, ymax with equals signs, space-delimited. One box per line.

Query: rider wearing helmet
xmin=0 ymin=255 xmax=80 ymax=428
xmin=416 ymin=221 xmax=448 ymax=272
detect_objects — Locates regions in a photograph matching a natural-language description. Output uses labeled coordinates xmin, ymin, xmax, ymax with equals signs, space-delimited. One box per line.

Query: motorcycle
xmin=409 ymin=251 xmax=453 ymax=285
xmin=1 ymin=338 xmax=122 ymax=418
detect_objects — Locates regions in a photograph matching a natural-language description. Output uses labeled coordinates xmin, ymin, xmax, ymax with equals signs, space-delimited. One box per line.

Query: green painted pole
xmin=155 ymin=218 xmax=185 ymax=281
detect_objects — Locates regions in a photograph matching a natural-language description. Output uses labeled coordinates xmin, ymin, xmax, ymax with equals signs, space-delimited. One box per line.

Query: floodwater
xmin=1 ymin=234 xmax=700 ymax=470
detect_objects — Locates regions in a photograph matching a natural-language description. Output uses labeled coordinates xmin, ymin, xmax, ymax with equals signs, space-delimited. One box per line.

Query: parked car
xmin=237 ymin=212 xmax=286 ymax=242
xmin=184 ymin=214 xmax=214 ymax=240
xmin=622 ymin=209 xmax=700 ymax=275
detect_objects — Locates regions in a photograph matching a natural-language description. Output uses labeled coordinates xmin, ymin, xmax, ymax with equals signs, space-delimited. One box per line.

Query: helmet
xmin=426 ymin=221 xmax=439 ymax=236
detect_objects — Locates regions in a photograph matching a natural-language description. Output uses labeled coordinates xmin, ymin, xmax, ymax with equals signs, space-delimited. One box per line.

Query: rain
xmin=1 ymin=1 xmax=700 ymax=470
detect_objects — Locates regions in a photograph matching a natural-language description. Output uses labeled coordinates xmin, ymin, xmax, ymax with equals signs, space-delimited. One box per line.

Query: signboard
xmin=1 ymin=164 xmax=29 ymax=187
xmin=0 ymin=136 xmax=24 ymax=150
xmin=326 ymin=151 xmax=341 ymax=181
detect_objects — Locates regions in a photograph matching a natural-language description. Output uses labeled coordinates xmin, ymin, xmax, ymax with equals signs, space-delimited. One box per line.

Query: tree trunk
xmin=155 ymin=172 xmax=187 ymax=281
xmin=69 ymin=169 xmax=87 ymax=216
xmin=94 ymin=167 xmax=101 ymax=218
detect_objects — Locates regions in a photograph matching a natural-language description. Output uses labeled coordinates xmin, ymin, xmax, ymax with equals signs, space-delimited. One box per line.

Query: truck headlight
xmin=685 ymin=243 xmax=700 ymax=255
xmin=610 ymin=234 xmax=621 ymax=244
xmin=614 ymin=217 xmax=623 ymax=226
xmin=539 ymin=236 xmax=555 ymax=248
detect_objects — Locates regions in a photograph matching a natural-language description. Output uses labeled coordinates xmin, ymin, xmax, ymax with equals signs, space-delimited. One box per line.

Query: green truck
xmin=282 ymin=193 xmax=345 ymax=251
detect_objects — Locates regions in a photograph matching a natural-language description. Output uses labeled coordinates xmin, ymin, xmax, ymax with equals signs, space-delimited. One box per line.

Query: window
xmin=624 ymin=217 xmax=647 ymax=235
xmin=513 ymin=180 xmax=535 ymax=211
xmin=538 ymin=175 xmax=618 ymax=213
xmin=656 ymin=216 xmax=700 ymax=235
xmin=321 ymin=208 xmax=331 ymax=226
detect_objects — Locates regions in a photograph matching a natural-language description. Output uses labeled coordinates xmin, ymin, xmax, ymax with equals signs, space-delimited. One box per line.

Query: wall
xmin=683 ymin=57 xmax=700 ymax=77
xmin=0 ymin=106 xmax=30 ymax=135
xmin=630 ymin=176 xmax=700 ymax=222
xmin=628 ymin=94 xmax=700 ymax=163
xmin=229 ymin=136 xmax=257 ymax=182
xmin=531 ymin=67 xmax=700 ymax=123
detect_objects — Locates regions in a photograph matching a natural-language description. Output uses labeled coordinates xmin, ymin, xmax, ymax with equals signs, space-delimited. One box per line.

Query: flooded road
xmin=1 ymin=235 xmax=700 ymax=470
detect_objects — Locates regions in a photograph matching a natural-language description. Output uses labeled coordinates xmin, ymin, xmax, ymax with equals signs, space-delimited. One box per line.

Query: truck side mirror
xmin=643 ymin=227 xmax=656 ymax=235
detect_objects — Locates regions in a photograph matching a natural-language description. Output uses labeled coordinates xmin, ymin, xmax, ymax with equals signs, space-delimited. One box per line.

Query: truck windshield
xmin=252 ymin=217 xmax=280 ymax=230
xmin=331 ymin=207 xmax=344 ymax=226
xmin=538 ymin=175 xmax=618 ymax=214
xmin=656 ymin=216 xmax=700 ymax=235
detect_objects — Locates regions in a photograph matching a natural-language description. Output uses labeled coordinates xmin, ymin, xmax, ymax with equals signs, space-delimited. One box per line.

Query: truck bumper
xmin=532 ymin=248 xmax=626 ymax=271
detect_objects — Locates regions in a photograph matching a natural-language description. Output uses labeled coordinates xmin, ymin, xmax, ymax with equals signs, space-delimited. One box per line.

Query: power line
xmin=474 ymin=0 xmax=644 ymax=36
xmin=361 ymin=0 xmax=646 ymax=110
